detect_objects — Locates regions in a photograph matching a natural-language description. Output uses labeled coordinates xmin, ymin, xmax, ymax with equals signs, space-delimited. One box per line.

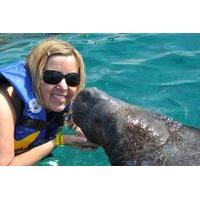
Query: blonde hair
xmin=26 ymin=39 xmax=85 ymax=106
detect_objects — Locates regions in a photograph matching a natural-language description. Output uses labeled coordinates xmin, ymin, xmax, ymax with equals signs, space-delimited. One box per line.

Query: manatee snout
xmin=73 ymin=88 xmax=103 ymax=110
xmin=71 ymin=88 xmax=106 ymax=145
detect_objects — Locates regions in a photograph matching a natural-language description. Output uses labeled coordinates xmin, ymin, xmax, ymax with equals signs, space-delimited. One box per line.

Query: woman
xmin=0 ymin=39 xmax=96 ymax=166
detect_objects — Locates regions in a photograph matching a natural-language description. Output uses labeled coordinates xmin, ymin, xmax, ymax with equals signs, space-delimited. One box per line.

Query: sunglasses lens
xmin=43 ymin=70 xmax=62 ymax=84
xmin=43 ymin=70 xmax=80 ymax=86
xmin=66 ymin=73 xmax=80 ymax=86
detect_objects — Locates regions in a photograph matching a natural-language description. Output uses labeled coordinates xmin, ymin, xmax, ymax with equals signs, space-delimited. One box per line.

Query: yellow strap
xmin=14 ymin=131 xmax=40 ymax=150
xmin=55 ymin=132 xmax=64 ymax=146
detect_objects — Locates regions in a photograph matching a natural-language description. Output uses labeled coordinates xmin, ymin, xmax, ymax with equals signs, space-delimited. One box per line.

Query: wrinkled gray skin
xmin=72 ymin=88 xmax=200 ymax=166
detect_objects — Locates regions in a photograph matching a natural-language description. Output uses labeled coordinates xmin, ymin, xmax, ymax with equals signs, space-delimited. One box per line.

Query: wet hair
xmin=26 ymin=39 xmax=85 ymax=106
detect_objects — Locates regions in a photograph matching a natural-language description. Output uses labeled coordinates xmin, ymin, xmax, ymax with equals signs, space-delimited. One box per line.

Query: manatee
xmin=71 ymin=87 xmax=200 ymax=166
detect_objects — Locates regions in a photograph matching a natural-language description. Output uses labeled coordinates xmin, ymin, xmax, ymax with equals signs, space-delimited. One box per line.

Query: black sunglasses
xmin=43 ymin=70 xmax=80 ymax=86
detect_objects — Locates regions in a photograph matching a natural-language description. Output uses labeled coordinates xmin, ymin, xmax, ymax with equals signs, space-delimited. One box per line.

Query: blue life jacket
xmin=0 ymin=61 xmax=67 ymax=154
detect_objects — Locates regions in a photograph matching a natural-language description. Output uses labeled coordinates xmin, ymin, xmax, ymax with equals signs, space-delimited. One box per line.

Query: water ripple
xmin=112 ymin=50 xmax=200 ymax=66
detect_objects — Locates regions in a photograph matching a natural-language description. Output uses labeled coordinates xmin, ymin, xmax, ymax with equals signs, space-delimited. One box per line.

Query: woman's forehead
xmin=45 ymin=55 xmax=78 ymax=72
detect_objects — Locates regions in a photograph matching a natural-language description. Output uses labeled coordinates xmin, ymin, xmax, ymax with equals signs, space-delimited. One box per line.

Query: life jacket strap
xmin=18 ymin=117 xmax=50 ymax=130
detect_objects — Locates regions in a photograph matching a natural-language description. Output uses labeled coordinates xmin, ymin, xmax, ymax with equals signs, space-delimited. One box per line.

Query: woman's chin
xmin=48 ymin=105 xmax=66 ymax=112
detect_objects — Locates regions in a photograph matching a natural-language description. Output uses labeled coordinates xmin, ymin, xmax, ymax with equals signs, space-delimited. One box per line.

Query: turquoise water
xmin=0 ymin=33 xmax=200 ymax=166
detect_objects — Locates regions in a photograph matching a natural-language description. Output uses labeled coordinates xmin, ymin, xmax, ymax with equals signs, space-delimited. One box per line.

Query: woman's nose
xmin=57 ymin=78 xmax=68 ymax=90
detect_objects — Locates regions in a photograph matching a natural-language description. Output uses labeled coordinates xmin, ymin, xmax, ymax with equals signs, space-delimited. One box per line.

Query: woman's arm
xmin=7 ymin=140 xmax=56 ymax=166
xmin=63 ymin=134 xmax=98 ymax=149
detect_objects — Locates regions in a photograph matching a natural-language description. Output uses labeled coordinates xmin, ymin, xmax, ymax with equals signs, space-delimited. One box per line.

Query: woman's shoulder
xmin=0 ymin=82 xmax=23 ymax=122
xmin=0 ymin=81 xmax=12 ymax=98
xmin=0 ymin=81 xmax=14 ymax=98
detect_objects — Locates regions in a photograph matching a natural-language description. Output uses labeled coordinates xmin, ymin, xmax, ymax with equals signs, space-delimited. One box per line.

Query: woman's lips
xmin=52 ymin=93 xmax=67 ymax=102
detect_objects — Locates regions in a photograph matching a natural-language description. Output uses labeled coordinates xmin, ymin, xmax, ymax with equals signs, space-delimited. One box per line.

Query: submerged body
xmin=72 ymin=88 xmax=200 ymax=166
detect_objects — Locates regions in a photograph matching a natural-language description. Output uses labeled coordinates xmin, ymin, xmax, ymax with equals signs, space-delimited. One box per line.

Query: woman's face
xmin=40 ymin=55 xmax=79 ymax=112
